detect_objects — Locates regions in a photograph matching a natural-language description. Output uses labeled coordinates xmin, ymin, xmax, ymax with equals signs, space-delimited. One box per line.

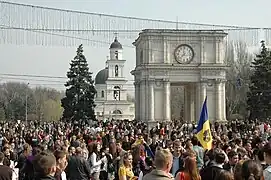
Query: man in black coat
xmin=223 ymin=150 xmax=238 ymax=173
xmin=66 ymin=147 xmax=92 ymax=180
xmin=0 ymin=152 xmax=13 ymax=180
xmin=200 ymin=149 xmax=225 ymax=180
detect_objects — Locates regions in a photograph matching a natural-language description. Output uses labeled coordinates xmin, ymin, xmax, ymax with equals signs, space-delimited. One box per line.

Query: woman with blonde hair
xmin=175 ymin=156 xmax=201 ymax=180
xmin=118 ymin=152 xmax=137 ymax=180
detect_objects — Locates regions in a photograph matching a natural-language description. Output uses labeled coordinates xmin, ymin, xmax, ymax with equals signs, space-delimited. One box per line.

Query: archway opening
xmin=112 ymin=109 xmax=122 ymax=114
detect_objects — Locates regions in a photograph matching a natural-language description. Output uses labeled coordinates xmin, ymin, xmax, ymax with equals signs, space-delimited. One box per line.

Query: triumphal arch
xmin=131 ymin=29 xmax=227 ymax=124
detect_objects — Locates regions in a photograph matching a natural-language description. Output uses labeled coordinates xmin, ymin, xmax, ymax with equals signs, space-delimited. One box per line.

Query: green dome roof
xmin=110 ymin=37 xmax=122 ymax=49
xmin=95 ymin=68 xmax=109 ymax=84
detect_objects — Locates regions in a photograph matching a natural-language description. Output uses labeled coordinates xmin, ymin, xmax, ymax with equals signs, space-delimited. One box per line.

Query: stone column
xmin=164 ymin=80 xmax=171 ymax=122
xmin=134 ymin=81 xmax=140 ymax=120
xmin=215 ymin=79 xmax=222 ymax=121
xmin=221 ymin=80 xmax=227 ymax=121
xmin=148 ymin=81 xmax=155 ymax=122
xmin=140 ymin=80 xmax=146 ymax=121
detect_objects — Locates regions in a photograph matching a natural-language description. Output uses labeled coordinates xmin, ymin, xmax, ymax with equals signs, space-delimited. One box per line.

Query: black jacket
xmin=66 ymin=155 xmax=91 ymax=180
xmin=0 ymin=165 xmax=12 ymax=180
xmin=200 ymin=165 xmax=223 ymax=180
xmin=34 ymin=175 xmax=55 ymax=180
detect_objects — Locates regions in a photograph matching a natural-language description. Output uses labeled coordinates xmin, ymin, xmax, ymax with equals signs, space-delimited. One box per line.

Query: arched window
xmin=115 ymin=65 xmax=119 ymax=77
xmin=101 ymin=90 xmax=104 ymax=98
xmin=113 ymin=86 xmax=120 ymax=101
xmin=113 ymin=110 xmax=122 ymax=114
xmin=115 ymin=51 xmax=118 ymax=60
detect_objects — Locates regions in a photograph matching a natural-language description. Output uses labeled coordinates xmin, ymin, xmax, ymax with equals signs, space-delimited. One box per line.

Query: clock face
xmin=174 ymin=44 xmax=194 ymax=64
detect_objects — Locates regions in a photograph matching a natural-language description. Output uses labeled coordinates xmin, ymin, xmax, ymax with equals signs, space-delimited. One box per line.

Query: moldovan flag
xmin=195 ymin=97 xmax=213 ymax=150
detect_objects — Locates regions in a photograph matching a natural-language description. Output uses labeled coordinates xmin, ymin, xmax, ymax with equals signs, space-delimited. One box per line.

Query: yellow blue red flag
xmin=196 ymin=97 xmax=212 ymax=150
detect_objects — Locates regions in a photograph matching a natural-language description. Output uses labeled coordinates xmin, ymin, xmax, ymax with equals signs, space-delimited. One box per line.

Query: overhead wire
xmin=0 ymin=27 xmax=265 ymax=32
xmin=0 ymin=1 xmax=260 ymax=29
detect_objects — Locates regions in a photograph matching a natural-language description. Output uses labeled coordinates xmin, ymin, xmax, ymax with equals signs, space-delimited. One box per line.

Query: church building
xmin=94 ymin=37 xmax=135 ymax=120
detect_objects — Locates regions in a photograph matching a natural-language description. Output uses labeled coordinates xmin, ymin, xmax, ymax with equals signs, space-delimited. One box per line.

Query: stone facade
xmin=131 ymin=29 xmax=227 ymax=124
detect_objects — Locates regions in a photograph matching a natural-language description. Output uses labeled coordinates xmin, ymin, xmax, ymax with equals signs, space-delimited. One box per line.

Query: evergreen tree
xmin=247 ymin=41 xmax=271 ymax=120
xmin=61 ymin=44 xmax=96 ymax=124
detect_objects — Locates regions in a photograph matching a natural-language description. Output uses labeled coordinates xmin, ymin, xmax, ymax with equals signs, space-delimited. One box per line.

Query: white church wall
xmin=95 ymin=84 xmax=107 ymax=100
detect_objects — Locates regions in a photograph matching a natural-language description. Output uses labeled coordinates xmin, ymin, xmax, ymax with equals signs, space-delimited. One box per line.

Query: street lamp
xmin=25 ymin=83 xmax=29 ymax=122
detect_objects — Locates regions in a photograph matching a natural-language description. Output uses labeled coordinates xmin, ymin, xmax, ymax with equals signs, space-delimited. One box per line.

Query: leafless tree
xmin=224 ymin=41 xmax=253 ymax=119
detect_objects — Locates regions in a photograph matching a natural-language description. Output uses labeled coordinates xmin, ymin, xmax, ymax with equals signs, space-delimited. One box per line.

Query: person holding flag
xmin=195 ymin=97 xmax=213 ymax=150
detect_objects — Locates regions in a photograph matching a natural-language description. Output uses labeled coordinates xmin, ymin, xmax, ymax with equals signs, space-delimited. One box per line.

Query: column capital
xmin=200 ymin=78 xmax=226 ymax=86
xmin=163 ymin=78 xmax=170 ymax=83
xmin=214 ymin=78 xmax=227 ymax=84
xmin=147 ymin=78 xmax=156 ymax=82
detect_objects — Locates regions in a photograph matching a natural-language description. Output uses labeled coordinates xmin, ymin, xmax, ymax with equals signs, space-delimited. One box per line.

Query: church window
xmin=115 ymin=65 xmax=119 ymax=77
xmin=113 ymin=86 xmax=120 ymax=101
xmin=113 ymin=109 xmax=122 ymax=114
xmin=115 ymin=51 xmax=118 ymax=60
xmin=101 ymin=90 xmax=104 ymax=98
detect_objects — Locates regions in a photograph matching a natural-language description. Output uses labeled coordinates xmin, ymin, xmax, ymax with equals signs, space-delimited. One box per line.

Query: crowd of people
xmin=0 ymin=119 xmax=270 ymax=180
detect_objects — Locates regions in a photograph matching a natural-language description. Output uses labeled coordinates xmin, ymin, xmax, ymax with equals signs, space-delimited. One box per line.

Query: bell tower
xmin=106 ymin=36 xmax=126 ymax=79
xmin=106 ymin=36 xmax=128 ymax=102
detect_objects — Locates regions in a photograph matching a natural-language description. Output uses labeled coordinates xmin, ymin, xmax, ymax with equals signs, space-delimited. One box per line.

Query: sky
xmin=0 ymin=0 xmax=270 ymax=91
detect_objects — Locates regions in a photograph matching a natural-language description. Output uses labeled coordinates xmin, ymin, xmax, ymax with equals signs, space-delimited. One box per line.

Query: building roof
xmin=95 ymin=68 xmax=109 ymax=84
xmin=110 ymin=37 xmax=123 ymax=49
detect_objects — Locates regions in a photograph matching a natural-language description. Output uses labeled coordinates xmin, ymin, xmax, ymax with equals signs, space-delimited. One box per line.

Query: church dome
xmin=95 ymin=68 xmax=109 ymax=84
xmin=110 ymin=37 xmax=122 ymax=49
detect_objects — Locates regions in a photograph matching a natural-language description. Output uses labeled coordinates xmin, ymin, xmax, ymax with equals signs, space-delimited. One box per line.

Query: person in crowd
xmin=16 ymin=143 xmax=32 ymax=179
xmin=233 ymin=160 xmax=245 ymax=180
xmin=122 ymin=135 xmax=132 ymax=151
xmin=200 ymin=149 xmax=226 ymax=180
xmin=66 ymin=147 xmax=92 ymax=180
xmin=253 ymin=149 xmax=267 ymax=170
xmin=143 ymin=149 xmax=174 ymax=180
xmin=118 ymin=152 xmax=136 ymax=180
xmin=88 ymin=142 xmax=106 ymax=180
xmin=149 ymin=134 xmax=159 ymax=155
xmin=214 ymin=170 xmax=234 ymax=180
xmin=21 ymin=147 xmax=41 ymax=180
xmin=170 ymin=140 xmax=184 ymax=177
xmin=191 ymin=136 xmax=204 ymax=170
xmin=175 ymin=156 xmax=201 ymax=180
xmin=263 ymin=141 xmax=271 ymax=179
xmin=99 ymin=146 xmax=114 ymax=180
xmin=138 ymin=156 xmax=155 ymax=180
xmin=114 ymin=140 xmax=127 ymax=180
xmin=54 ymin=150 xmax=67 ymax=180
xmin=0 ymin=152 xmax=12 ymax=180
xmin=241 ymin=160 xmax=263 ymax=180
xmin=32 ymin=151 xmax=57 ymax=180
xmin=223 ymin=150 xmax=239 ymax=173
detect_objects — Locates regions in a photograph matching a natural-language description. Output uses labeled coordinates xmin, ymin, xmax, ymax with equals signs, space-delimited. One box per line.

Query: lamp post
xmin=25 ymin=83 xmax=29 ymax=122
